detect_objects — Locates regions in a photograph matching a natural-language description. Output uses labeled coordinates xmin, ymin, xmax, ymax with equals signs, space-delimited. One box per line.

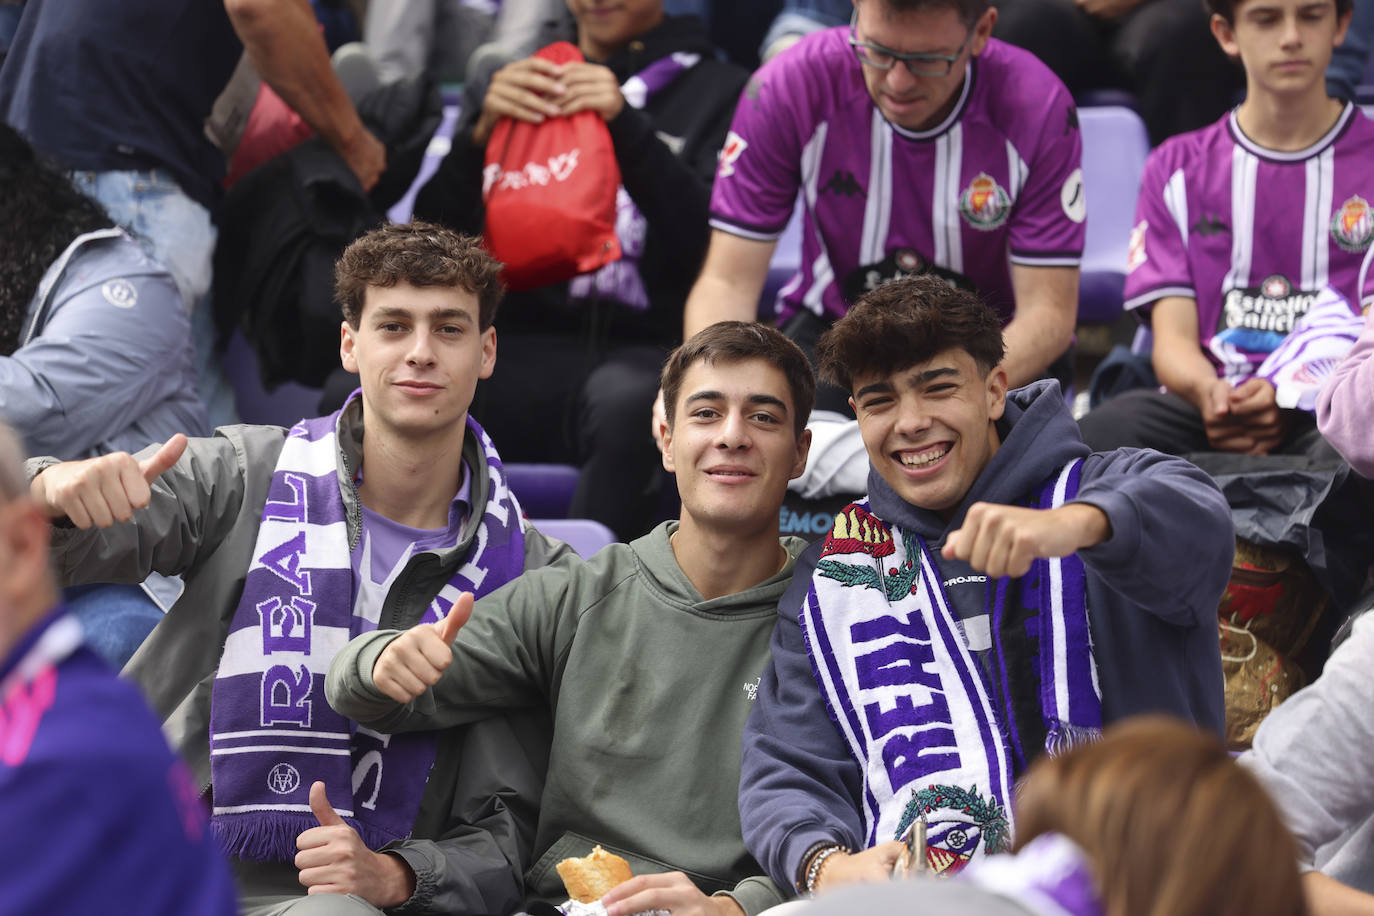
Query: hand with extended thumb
xmin=30 ymin=433 xmax=189 ymax=528
xmin=309 ymin=780 xmax=343 ymax=827
xmin=373 ymin=593 xmax=474 ymax=703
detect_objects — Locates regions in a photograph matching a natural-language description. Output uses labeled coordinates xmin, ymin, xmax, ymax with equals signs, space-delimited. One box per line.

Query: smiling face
xmin=339 ymin=282 xmax=496 ymax=446
xmin=1212 ymin=0 xmax=1350 ymax=98
xmin=567 ymin=0 xmax=666 ymax=61
xmin=850 ymin=347 xmax=1006 ymax=517
xmin=853 ymin=0 xmax=995 ymax=132
xmin=661 ymin=357 xmax=811 ymax=537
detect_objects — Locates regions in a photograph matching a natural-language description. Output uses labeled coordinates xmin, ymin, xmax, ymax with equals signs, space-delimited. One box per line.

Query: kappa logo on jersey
xmin=958 ymin=173 xmax=1011 ymax=230
xmin=1191 ymin=213 xmax=1228 ymax=237
xmin=822 ymin=169 xmax=863 ymax=197
xmin=1330 ymin=195 xmax=1374 ymax=253
xmin=1127 ymin=221 xmax=1148 ymax=273
xmin=1060 ymin=168 xmax=1086 ymax=224
xmin=717 ymin=132 xmax=748 ymax=179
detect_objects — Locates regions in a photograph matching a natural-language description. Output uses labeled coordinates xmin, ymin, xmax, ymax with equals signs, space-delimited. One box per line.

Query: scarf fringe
xmin=1044 ymin=720 xmax=1102 ymax=758
xmin=213 ymin=813 xmax=401 ymax=862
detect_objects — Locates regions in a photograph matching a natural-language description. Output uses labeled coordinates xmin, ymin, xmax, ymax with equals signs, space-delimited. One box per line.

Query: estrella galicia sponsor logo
xmin=101 ymin=278 xmax=138 ymax=309
xmin=1330 ymin=195 xmax=1374 ymax=253
xmin=268 ymin=762 xmax=301 ymax=795
xmin=717 ymin=131 xmax=748 ymax=178
xmin=821 ymin=169 xmax=863 ymax=198
xmin=1217 ymin=274 xmax=1318 ymax=352
xmin=958 ymin=173 xmax=1011 ymax=230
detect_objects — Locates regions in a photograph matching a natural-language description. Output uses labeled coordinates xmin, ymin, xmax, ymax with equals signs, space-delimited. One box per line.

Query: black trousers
xmin=1077 ymin=386 xmax=1318 ymax=455
xmin=468 ymin=333 xmax=669 ymax=540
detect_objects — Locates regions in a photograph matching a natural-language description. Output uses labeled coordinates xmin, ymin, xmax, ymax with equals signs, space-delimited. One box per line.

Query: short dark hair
xmin=862 ymin=0 xmax=991 ymax=28
xmin=817 ymin=275 xmax=1006 ymax=392
xmin=661 ymin=322 xmax=816 ymax=439
xmin=1204 ymin=0 xmax=1351 ymax=23
xmin=334 ymin=221 xmax=505 ymax=329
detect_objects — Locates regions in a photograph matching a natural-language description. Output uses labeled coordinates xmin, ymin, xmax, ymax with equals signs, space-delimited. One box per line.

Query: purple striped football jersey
xmin=1125 ymin=104 xmax=1374 ymax=382
xmin=709 ymin=31 xmax=1085 ymax=325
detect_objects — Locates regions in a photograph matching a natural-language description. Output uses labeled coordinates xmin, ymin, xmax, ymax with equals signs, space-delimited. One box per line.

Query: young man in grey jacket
xmin=327 ymin=322 xmax=817 ymax=916
xmin=25 ymin=223 xmax=572 ymax=916
xmin=739 ymin=275 xmax=1232 ymax=898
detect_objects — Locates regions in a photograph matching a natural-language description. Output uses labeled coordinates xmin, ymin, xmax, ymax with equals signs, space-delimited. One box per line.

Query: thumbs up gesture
xmin=373 ymin=594 xmax=473 ymax=704
xmin=30 ymin=433 xmax=188 ymax=528
xmin=294 ymin=781 xmax=416 ymax=905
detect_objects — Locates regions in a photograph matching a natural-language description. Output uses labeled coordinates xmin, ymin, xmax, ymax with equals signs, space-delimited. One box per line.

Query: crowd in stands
xmin=3 ymin=0 xmax=1374 ymax=914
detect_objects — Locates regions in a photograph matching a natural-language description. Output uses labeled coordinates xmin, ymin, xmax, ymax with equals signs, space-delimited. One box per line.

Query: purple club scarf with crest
xmin=801 ymin=459 xmax=1100 ymax=872
xmin=209 ymin=400 xmax=527 ymax=861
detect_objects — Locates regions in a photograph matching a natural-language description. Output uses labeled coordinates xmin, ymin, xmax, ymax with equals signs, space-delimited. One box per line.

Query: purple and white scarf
xmin=1256 ymin=286 xmax=1363 ymax=411
xmin=802 ymin=460 xmax=1100 ymax=872
xmin=961 ymin=833 xmax=1103 ymax=916
xmin=567 ymin=52 xmax=700 ymax=310
xmin=209 ymin=401 xmax=527 ymax=861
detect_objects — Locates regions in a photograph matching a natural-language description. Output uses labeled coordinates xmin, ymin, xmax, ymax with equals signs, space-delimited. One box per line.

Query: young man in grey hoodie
xmin=327 ymin=321 xmax=816 ymax=916
xmin=739 ymin=275 xmax=1233 ymax=899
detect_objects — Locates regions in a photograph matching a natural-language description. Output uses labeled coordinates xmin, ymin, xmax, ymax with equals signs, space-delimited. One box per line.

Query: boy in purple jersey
xmin=0 ymin=420 xmax=238 ymax=916
xmin=1078 ymin=0 xmax=1368 ymax=457
xmin=683 ymin=0 xmax=1085 ymax=398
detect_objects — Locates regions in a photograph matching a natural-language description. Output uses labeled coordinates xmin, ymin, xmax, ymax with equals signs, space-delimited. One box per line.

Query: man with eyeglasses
xmin=682 ymin=0 xmax=1084 ymax=416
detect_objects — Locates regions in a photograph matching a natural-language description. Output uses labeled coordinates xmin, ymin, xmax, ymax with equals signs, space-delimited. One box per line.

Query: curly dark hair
xmin=0 ymin=123 xmax=117 ymax=357
xmin=817 ymin=274 xmax=1005 ymax=393
xmin=334 ymin=221 xmax=505 ymax=330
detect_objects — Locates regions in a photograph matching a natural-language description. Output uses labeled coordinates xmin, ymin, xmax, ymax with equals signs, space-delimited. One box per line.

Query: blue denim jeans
xmin=64 ymin=583 xmax=165 ymax=671
xmin=70 ymin=169 xmax=239 ymax=427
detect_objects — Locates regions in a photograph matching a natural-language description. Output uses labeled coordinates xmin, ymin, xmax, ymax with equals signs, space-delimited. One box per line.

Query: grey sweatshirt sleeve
xmin=327 ymin=563 xmax=581 ymax=732
xmin=29 ymin=429 xmax=262 ymax=585
xmin=2 ymin=266 xmax=195 ymax=460
xmin=1073 ymin=447 xmax=1234 ymax=628
xmin=739 ymin=541 xmax=867 ymax=893
xmin=1241 ymin=612 xmax=1374 ymax=871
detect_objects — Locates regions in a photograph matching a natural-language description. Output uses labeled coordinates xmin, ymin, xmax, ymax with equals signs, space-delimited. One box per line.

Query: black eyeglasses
xmin=847 ymin=8 xmax=972 ymax=77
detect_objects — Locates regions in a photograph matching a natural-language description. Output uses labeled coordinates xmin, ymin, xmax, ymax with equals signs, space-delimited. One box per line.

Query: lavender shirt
xmin=710 ymin=31 xmax=1085 ymax=323
xmin=1125 ymin=104 xmax=1374 ymax=381
xmin=351 ymin=463 xmax=472 ymax=621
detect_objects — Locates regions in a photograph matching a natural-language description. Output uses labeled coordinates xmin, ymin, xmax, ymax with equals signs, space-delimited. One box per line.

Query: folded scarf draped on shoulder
xmin=209 ymin=398 xmax=527 ymax=862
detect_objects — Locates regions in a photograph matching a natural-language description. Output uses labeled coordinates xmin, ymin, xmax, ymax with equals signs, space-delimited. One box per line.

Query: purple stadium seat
xmin=506 ymin=462 xmax=581 ymax=519
xmin=1078 ymin=104 xmax=1152 ymax=325
xmin=531 ymin=518 xmax=617 ymax=559
xmin=223 ymin=330 xmax=324 ymax=428
xmin=759 ymin=199 xmax=807 ymax=320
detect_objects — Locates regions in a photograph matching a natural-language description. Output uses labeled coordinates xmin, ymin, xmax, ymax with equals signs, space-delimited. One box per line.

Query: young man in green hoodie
xmin=327 ymin=321 xmax=816 ymax=916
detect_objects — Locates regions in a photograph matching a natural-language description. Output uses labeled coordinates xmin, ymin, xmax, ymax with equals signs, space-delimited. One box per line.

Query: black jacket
xmin=414 ymin=15 xmax=748 ymax=348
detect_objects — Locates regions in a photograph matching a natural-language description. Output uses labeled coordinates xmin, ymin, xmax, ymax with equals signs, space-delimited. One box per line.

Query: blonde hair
xmin=1014 ymin=716 xmax=1306 ymax=916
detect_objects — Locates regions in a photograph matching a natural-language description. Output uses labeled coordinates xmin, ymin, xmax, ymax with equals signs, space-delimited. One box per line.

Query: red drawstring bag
xmin=482 ymin=41 xmax=622 ymax=292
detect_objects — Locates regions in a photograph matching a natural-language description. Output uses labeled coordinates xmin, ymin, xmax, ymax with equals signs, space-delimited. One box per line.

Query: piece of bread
xmin=555 ymin=846 xmax=634 ymax=903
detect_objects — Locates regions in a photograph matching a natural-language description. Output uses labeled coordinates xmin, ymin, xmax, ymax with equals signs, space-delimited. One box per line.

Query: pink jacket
xmin=1317 ymin=308 xmax=1374 ymax=477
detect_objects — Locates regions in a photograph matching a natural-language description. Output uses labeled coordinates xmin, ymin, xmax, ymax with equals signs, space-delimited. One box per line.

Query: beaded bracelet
xmin=804 ymin=844 xmax=851 ymax=896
